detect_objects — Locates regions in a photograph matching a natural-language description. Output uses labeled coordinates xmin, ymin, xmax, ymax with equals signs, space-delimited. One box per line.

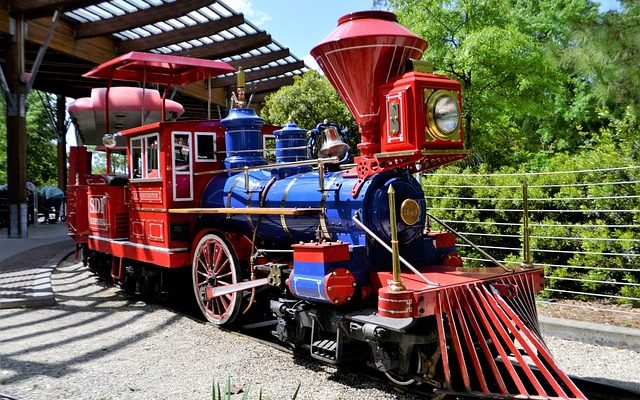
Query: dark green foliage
xmin=0 ymin=91 xmax=59 ymax=187
xmin=424 ymin=129 xmax=639 ymax=304
xmin=260 ymin=70 xmax=359 ymax=154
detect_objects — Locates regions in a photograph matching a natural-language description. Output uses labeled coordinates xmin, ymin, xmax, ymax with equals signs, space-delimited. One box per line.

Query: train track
xmin=92 ymin=268 xmax=640 ymax=400
xmin=232 ymin=318 xmax=640 ymax=400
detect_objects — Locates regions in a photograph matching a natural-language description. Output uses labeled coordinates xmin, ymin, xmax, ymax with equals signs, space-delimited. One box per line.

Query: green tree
xmin=565 ymin=0 xmax=640 ymax=113
xmin=387 ymin=0 xmax=600 ymax=167
xmin=260 ymin=71 xmax=358 ymax=154
xmin=0 ymin=91 xmax=58 ymax=186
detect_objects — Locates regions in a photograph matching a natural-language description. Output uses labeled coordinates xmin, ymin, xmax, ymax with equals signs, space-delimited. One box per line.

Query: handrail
xmin=425 ymin=211 xmax=515 ymax=272
xmin=352 ymin=212 xmax=439 ymax=287
xmin=193 ymin=156 xmax=339 ymax=176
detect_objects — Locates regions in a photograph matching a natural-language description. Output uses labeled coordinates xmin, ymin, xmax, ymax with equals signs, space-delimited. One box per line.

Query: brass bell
xmin=318 ymin=126 xmax=349 ymax=158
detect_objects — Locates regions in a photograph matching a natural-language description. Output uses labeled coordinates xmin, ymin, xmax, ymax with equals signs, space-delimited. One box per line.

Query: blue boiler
xmin=200 ymin=169 xmax=427 ymax=251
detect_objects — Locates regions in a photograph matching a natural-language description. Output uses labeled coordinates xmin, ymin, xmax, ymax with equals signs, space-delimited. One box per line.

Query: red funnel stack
xmin=311 ymin=11 xmax=427 ymax=156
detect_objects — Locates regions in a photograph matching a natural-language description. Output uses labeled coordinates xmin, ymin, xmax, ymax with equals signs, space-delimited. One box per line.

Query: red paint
xmin=371 ymin=267 xmax=545 ymax=319
xmin=311 ymin=11 xmax=427 ymax=157
xmin=428 ymin=231 xmax=456 ymax=249
xmin=324 ymin=267 xmax=356 ymax=305
xmin=379 ymin=72 xmax=464 ymax=153
xmin=441 ymin=252 xmax=463 ymax=269
xmin=292 ymin=241 xmax=351 ymax=263
xmin=377 ymin=287 xmax=413 ymax=318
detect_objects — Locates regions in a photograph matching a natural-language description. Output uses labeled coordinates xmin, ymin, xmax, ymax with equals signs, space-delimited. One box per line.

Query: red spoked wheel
xmin=192 ymin=233 xmax=243 ymax=327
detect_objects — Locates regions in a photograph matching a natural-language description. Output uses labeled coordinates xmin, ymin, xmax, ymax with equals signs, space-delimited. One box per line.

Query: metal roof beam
xmin=9 ymin=0 xmax=101 ymax=18
xmin=176 ymin=31 xmax=271 ymax=60
xmin=75 ymin=0 xmax=216 ymax=39
xmin=227 ymin=48 xmax=291 ymax=70
xmin=117 ymin=14 xmax=244 ymax=53
xmin=210 ymin=60 xmax=304 ymax=88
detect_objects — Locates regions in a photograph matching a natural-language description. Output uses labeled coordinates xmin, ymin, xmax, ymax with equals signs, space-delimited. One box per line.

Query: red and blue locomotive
xmin=67 ymin=11 xmax=585 ymax=399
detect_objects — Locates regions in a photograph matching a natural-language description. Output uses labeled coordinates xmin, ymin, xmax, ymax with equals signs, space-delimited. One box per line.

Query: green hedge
xmin=423 ymin=144 xmax=639 ymax=305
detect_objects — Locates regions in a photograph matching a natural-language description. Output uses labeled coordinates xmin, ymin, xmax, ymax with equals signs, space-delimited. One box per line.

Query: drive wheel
xmin=192 ymin=233 xmax=242 ymax=327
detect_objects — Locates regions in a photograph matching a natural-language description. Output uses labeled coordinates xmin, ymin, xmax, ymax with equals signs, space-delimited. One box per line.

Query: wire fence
xmin=423 ymin=165 xmax=640 ymax=305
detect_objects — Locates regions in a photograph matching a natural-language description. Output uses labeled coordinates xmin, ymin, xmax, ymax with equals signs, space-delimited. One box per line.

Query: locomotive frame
xmin=66 ymin=11 xmax=586 ymax=400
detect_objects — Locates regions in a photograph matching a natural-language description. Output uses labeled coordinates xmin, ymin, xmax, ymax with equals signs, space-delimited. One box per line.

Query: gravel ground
xmin=1 ymin=258 xmax=639 ymax=400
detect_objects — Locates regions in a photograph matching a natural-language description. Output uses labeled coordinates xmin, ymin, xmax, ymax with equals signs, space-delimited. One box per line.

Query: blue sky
xmin=225 ymin=0 xmax=622 ymax=69
xmin=225 ymin=0 xmax=378 ymax=68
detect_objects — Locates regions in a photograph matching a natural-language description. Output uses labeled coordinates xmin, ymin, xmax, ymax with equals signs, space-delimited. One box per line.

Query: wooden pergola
xmin=1 ymin=0 xmax=307 ymax=237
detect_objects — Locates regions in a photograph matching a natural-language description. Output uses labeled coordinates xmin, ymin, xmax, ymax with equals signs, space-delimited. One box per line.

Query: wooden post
xmin=6 ymin=14 xmax=28 ymax=237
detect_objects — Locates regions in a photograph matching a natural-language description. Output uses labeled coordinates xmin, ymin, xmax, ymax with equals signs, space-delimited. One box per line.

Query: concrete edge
xmin=0 ymin=246 xmax=75 ymax=309
xmin=540 ymin=315 xmax=640 ymax=352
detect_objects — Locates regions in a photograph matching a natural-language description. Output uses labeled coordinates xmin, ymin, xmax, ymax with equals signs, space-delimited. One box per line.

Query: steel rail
xmin=544 ymin=289 xmax=640 ymax=302
xmin=424 ymin=194 xmax=640 ymax=201
xmin=423 ymin=179 xmax=640 ymax=188
xmin=547 ymin=276 xmax=640 ymax=287
xmin=428 ymin=165 xmax=640 ymax=177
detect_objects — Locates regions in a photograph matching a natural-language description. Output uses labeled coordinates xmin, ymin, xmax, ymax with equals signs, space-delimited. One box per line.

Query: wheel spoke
xmin=197 ymin=270 xmax=209 ymax=278
xmin=217 ymin=271 xmax=232 ymax=280
xmin=214 ymin=258 xmax=229 ymax=275
xmin=213 ymin=243 xmax=224 ymax=271
xmin=198 ymin=258 xmax=210 ymax=274
xmin=219 ymin=294 xmax=230 ymax=309
xmin=202 ymin=243 xmax=210 ymax=269
xmin=215 ymin=298 xmax=225 ymax=316
xmin=193 ymin=234 xmax=241 ymax=326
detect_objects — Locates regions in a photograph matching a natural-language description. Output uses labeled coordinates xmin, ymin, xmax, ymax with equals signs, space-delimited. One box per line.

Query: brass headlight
xmin=425 ymin=89 xmax=461 ymax=141
xmin=434 ymin=95 xmax=460 ymax=134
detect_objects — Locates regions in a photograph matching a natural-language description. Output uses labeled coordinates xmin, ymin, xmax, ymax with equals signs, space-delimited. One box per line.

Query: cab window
xmin=130 ymin=133 xmax=160 ymax=180
xmin=195 ymin=132 xmax=217 ymax=162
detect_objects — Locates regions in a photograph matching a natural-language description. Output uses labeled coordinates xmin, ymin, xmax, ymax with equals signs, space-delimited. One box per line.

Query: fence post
xmin=522 ymin=180 xmax=531 ymax=267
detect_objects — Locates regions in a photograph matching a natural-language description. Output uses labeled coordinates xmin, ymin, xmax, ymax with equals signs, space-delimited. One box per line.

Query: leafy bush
xmin=423 ymin=128 xmax=639 ymax=305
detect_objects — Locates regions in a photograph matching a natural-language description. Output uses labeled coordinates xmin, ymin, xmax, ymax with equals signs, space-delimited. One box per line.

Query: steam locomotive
xmin=66 ymin=11 xmax=586 ymax=399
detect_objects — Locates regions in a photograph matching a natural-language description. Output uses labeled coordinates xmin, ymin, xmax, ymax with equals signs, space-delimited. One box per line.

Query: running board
xmin=435 ymin=278 xmax=586 ymax=399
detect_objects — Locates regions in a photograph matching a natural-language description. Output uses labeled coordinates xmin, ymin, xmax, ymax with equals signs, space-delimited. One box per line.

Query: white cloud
xmin=225 ymin=0 xmax=272 ymax=27
xmin=302 ymin=54 xmax=322 ymax=74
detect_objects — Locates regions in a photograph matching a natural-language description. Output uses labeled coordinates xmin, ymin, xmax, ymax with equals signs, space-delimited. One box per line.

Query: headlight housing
xmin=425 ymin=89 xmax=462 ymax=141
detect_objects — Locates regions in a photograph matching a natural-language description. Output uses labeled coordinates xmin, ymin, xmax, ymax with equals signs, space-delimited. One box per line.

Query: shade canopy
xmin=83 ymin=51 xmax=235 ymax=86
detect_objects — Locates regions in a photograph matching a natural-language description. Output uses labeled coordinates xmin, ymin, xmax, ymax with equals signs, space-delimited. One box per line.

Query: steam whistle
xmin=232 ymin=66 xmax=246 ymax=108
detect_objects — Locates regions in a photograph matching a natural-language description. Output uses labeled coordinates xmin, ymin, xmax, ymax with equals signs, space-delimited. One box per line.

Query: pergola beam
xmin=75 ymin=0 xmax=216 ymax=39
xmin=228 ymin=48 xmax=291 ymax=70
xmin=247 ymin=75 xmax=295 ymax=94
xmin=9 ymin=0 xmax=101 ymax=18
xmin=176 ymin=31 xmax=271 ymax=60
xmin=210 ymin=60 xmax=304 ymax=88
xmin=117 ymin=14 xmax=244 ymax=53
